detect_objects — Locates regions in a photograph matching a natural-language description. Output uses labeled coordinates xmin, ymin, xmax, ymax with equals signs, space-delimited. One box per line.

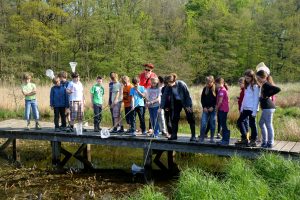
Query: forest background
xmin=0 ymin=0 xmax=299 ymax=84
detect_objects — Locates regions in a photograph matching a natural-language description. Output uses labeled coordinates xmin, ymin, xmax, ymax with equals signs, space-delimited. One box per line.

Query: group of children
xmin=21 ymin=62 xmax=280 ymax=148
xmin=199 ymin=63 xmax=281 ymax=147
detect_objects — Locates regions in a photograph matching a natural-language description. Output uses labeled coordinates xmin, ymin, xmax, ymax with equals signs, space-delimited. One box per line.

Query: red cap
xmin=143 ymin=63 xmax=154 ymax=69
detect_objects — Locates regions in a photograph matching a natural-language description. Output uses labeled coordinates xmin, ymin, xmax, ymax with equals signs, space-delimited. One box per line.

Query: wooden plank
xmin=12 ymin=139 xmax=20 ymax=162
xmin=281 ymin=142 xmax=297 ymax=152
xmin=271 ymin=141 xmax=289 ymax=152
xmin=290 ymin=142 xmax=300 ymax=153
xmin=0 ymin=138 xmax=13 ymax=151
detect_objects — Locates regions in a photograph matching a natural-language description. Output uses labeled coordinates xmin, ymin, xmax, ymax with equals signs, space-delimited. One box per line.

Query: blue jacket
xmin=50 ymin=85 xmax=69 ymax=108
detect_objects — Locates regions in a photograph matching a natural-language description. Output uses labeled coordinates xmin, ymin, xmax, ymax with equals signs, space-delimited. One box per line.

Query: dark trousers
xmin=124 ymin=106 xmax=132 ymax=125
xmin=54 ymin=107 xmax=66 ymax=128
xmin=110 ymin=107 xmax=114 ymax=126
xmin=237 ymin=110 xmax=257 ymax=140
xmin=218 ymin=111 xmax=230 ymax=142
xmin=171 ymin=100 xmax=196 ymax=138
xmin=130 ymin=106 xmax=146 ymax=133
xmin=164 ymin=109 xmax=172 ymax=135
xmin=93 ymin=104 xmax=102 ymax=128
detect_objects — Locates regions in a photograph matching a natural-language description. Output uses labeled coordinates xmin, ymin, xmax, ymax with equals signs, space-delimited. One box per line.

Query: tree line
xmin=0 ymin=0 xmax=299 ymax=84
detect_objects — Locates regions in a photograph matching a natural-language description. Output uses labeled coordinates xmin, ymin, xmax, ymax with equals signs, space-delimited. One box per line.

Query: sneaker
xmin=117 ymin=127 xmax=124 ymax=133
xmin=266 ymin=143 xmax=273 ymax=148
xmin=247 ymin=140 xmax=257 ymax=147
xmin=55 ymin=128 xmax=60 ymax=132
xmin=209 ymin=138 xmax=215 ymax=143
xmin=25 ymin=123 xmax=30 ymax=130
xmin=35 ymin=122 xmax=42 ymax=130
xmin=198 ymin=138 xmax=205 ymax=143
xmin=60 ymin=126 xmax=67 ymax=131
xmin=142 ymin=131 xmax=147 ymax=136
xmin=168 ymin=136 xmax=177 ymax=141
xmin=261 ymin=142 xmax=267 ymax=148
xmin=190 ymin=136 xmax=197 ymax=142
xmin=131 ymin=132 xmax=137 ymax=137
xmin=217 ymin=140 xmax=229 ymax=146
xmin=94 ymin=127 xmax=100 ymax=132
xmin=235 ymin=139 xmax=248 ymax=146
xmin=152 ymin=135 xmax=159 ymax=139
xmin=66 ymin=127 xmax=74 ymax=133
xmin=216 ymin=133 xmax=221 ymax=139
xmin=110 ymin=128 xmax=118 ymax=133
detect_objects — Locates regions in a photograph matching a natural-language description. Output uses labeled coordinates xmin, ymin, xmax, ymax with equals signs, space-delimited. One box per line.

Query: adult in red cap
xmin=139 ymin=63 xmax=157 ymax=89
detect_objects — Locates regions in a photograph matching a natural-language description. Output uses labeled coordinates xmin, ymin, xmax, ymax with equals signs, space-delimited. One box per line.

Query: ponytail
xmin=215 ymin=77 xmax=229 ymax=91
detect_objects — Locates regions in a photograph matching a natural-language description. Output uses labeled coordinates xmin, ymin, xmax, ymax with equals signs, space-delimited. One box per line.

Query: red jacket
xmin=238 ymin=88 xmax=245 ymax=111
xmin=139 ymin=72 xmax=157 ymax=89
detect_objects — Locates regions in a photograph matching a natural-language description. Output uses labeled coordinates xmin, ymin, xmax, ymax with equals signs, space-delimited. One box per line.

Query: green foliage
xmin=0 ymin=0 xmax=299 ymax=84
xmin=126 ymin=185 xmax=167 ymax=200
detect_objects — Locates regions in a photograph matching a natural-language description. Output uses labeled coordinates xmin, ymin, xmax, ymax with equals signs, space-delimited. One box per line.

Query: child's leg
xmin=149 ymin=107 xmax=159 ymax=136
xmin=184 ymin=108 xmax=196 ymax=139
xmin=136 ymin=106 xmax=146 ymax=133
xmin=99 ymin=104 xmax=103 ymax=128
xmin=200 ymin=112 xmax=209 ymax=140
xmin=24 ymin=100 xmax=31 ymax=124
xmin=93 ymin=104 xmax=100 ymax=128
xmin=54 ymin=107 xmax=60 ymax=128
xmin=158 ymin=109 xmax=167 ymax=134
xmin=218 ymin=111 xmax=229 ymax=142
xmin=237 ymin=110 xmax=251 ymax=140
xmin=60 ymin=107 xmax=67 ymax=128
xmin=248 ymin=113 xmax=258 ymax=141
xmin=31 ymin=99 xmax=40 ymax=122
xmin=209 ymin=111 xmax=216 ymax=139
xmin=259 ymin=110 xmax=267 ymax=144
xmin=265 ymin=109 xmax=275 ymax=145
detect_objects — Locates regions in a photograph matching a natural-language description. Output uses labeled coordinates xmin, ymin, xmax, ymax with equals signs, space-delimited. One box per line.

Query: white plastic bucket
xmin=75 ymin=122 xmax=83 ymax=135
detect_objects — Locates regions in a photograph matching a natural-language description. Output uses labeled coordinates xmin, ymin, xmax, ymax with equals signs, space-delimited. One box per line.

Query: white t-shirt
xmin=67 ymin=81 xmax=84 ymax=101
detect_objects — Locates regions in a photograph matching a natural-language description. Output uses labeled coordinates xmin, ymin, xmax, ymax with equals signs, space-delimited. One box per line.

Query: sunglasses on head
xmin=145 ymin=69 xmax=151 ymax=71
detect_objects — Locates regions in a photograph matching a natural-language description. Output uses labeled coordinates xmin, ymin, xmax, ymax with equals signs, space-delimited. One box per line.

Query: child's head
xmin=121 ymin=75 xmax=130 ymax=85
xmin=132 ymin=76 xmax=140 ymax=86
xmin=150 ymin=77 xmax=159 ymax=88
xmin=52 ymin=77 xmax=60 ymax=86
xmin=22 ymin=73 xmax=31 ymax=83
xmin=111 ymin=73 xmax=118 ymax=82
xmin=71 ymin=72 xmax=80 ymax=82
xmin=96 ymin=76 xmax=103 ymax=84
xmin=244 ymin=69 xmax=257 ymax=88
xmin=158 ymin=76 xmax=164 ymax=85
xmin=58 ymin=71 xmax=68 ymax=81
xmin=256 ymin=70 xmax=274 ymax=85
xmin=110 ymin=72 xmax=115 ymax=80
xmin=165 ymin=73 xmax=177 ymax=87
xmin=205 ymin=76 xmax=214 ymax=88
xmin=238 ymin=77 xmax=245 ymax=89
xmin=215 ymin=77 xmax=224 ymax=89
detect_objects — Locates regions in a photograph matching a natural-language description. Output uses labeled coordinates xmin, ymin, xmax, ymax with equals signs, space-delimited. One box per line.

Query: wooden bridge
xmin=0 ymin=119 xmax=299 ymax=180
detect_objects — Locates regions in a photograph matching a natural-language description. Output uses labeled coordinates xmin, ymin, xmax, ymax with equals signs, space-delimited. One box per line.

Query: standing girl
xmin=199 ymin=76 xmax=217 ymax=143
xmin=215 ymin=77 xmax=230 ymax=145
xmin=236 ymin=70 xmax=260 ymax=147
xmin=146 ymin=78 xmax=161 ymax=138
xmin=160 ymin=73 xmax=196 ymax=141
xmin=256 ymin=70 xmax=281 ymax=148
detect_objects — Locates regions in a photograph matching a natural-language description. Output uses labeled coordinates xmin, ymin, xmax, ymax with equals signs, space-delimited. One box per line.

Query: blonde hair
xmin=205 ymin=76 xmax=216 ymax=96
xmin=150 ymin=77 xmax=159 ymax=88
xmin=111 ymin=73 xmax=119 ymax=82
xmin=22 ymin=73 xmax=31 ymax=80
xmin=121 ymin=75 xmax=130 ymax=84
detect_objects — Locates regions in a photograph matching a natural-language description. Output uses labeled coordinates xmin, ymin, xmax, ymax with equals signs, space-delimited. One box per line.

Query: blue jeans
xmin=200 ymin=110 xmax=216 ymax=139
xmin=93 ymin=104 xmax=102 ymax=128
xmin=25 ymin=99 xmax=39 ymax=122
xmin=218 ymin=111 xmax=230 ymax=142
xmin=149 ymin=107 xmax=160 ymax=136
xmin=259 ymin=109 xmax=275 ymax=145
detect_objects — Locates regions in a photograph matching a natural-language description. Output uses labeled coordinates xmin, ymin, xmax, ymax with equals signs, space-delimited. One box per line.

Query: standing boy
xmin=121 ymin=76 xmax=133 ymax=133
xmin=90 ymin=76 xmax=104 ymax=132
xmin=21 ymin=73 xmax=41 ymax=130
xmin=66 ymin=72 xmax=84 ymax=132
xmin=50 ymin=77 xmax=69 ymax=132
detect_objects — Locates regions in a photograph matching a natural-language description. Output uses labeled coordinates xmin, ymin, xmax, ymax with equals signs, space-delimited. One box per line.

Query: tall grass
xmin=126 ymin=153 xmax=300 ymax=200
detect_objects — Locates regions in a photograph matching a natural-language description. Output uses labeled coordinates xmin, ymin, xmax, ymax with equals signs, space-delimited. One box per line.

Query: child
xmin=58 ymin=71 xmax=70 ymax=129
xmin=236 ymin=70 xmax=260 ymax=147
xmin=90 ymin=76 xmax=104 ymax=132
xmin=129 ymin=77 xmax=146 ymax=136
xmin=215 ymin=77 xmax=230 ymax=145
xmin=110 ymin=73 xmax=123 ymax=133
xmin=157 ymin=76 xmax=168 ymax=137
xmin=199 ymin=76 xmax=217 ymax=143
xmin=121 ymin=76 xmax=133 ymax=133
xmin=66 ymin=72 xmax=84 ymax=133
xmin=146 ymin=77 xmax=161 ymax=138
xmin=256 ymin=70 xmax=281 ymax=148
xmin=237 ymin=77 xmax=249 ymax=139
xmin=21 ymin=73 xmax=41 ymax=130
xmin=50 ymin=77 xmax=69 ymax=132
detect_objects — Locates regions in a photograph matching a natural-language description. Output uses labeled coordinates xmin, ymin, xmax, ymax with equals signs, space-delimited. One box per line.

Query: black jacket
xmin=201 ymin=87 xmax=217 ymax=109
xmin=260 ymin=82 xmax=281 ymax=109
xmin=160 ymin=80 xmax=193 ymax=109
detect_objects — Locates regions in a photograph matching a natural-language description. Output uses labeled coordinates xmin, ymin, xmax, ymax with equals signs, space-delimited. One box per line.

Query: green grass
xmin=126 ymin=153 xmax=300 ymax=200
xmin=125 ymin=185 xmax=167 ymax=200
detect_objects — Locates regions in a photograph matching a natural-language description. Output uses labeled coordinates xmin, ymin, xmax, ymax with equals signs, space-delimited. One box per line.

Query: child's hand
xmin=208 ymin=107 xmax=214 ymax=112
xmin=50 ymin=106 xmax=53 ymax=110
xmin=203 ymin=108 xmax=208 ymax=113
xmin=185 ymin=107 xmax=193 ymax=113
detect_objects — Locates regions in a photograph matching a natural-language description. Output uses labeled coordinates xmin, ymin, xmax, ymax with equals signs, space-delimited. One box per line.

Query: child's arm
xmin=131 ymin=96 xmax=135 ymax=110
xmin=50 ymin=88 xmax=54 ymax=108
xmin=216 ymin=96 xmax=223 ymax=111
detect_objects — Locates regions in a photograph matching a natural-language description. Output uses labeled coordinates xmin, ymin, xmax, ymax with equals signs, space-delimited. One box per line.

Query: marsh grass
xmin=127 ymin=153 xmax=300 ymax=200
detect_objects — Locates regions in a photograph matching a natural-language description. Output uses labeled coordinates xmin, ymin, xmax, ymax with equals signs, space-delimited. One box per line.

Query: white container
xmin=75 ymin=122 xmax=83 ymax=135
